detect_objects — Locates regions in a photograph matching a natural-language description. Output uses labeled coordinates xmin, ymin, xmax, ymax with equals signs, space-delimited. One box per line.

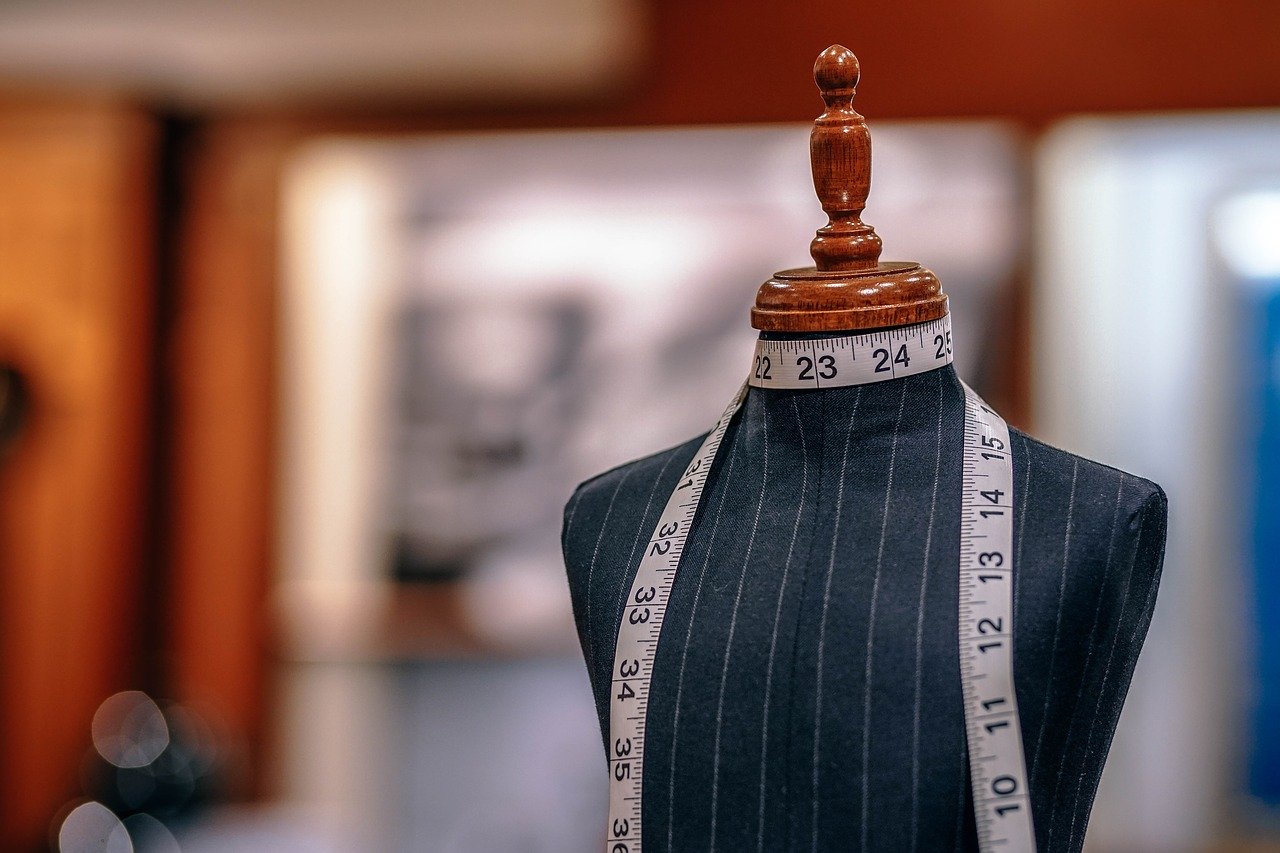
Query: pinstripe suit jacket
xmin=563 ymin=363 xmax=1167 ymax=852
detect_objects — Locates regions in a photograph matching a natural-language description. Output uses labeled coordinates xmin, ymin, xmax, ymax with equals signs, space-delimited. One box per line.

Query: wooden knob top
xmin=810 ymin=44 xmax=881 ymax=271
xmin=750 ymin=45 xmax=947 ymax=332
xmin=814 ymin=43 xmax=860 ymax=93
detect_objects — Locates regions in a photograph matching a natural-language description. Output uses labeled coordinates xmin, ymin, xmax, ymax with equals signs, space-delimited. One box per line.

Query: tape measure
xmin=604 ymin=314 xmax=1035 ymax=852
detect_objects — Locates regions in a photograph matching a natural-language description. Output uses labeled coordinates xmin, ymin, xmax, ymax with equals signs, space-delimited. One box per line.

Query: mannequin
xmin=562 ymin=46 xmax=1167 ymax=853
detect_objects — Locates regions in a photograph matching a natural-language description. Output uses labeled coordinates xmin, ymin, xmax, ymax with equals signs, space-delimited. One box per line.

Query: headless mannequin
xmin=562 ymin=47 xmax=1167 ymax=853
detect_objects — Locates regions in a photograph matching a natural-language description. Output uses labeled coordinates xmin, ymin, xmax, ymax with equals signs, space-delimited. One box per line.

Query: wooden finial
xmin=809 ymin=45 xmax=882 ymax=271
xmin=751 ymin=46 xmax=948 ymax=332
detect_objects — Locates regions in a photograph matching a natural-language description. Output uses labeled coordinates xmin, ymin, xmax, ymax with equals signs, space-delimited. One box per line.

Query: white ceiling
xmin=0 ymin=0 xmax=642 ymax=106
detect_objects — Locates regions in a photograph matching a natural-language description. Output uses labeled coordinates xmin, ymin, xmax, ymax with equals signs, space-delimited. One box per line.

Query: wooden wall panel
xmin=167 ymin=122 xmax=294 ymax=796
xmin=0 ymin=100 xmax=156 ymax=851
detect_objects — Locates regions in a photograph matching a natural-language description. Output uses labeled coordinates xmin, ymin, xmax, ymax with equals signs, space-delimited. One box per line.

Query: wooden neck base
xmin=751 ymin=262 xmax=948 ymax=332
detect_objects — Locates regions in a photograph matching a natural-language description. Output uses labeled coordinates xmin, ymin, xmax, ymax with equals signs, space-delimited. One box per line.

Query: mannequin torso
xmin=563 ymin=44 xmax=1167 ymax=853
xmin=562 ymin=362 xmax=1166 ymax=852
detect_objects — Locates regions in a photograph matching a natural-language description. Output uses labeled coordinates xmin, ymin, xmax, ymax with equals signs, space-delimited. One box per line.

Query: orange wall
xmin=632 ymin=0 xmax=1280 ymax=125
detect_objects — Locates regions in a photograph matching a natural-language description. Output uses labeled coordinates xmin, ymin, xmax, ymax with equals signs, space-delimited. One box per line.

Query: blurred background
xmin=0 ymin=1 xmax=1278 ymax=851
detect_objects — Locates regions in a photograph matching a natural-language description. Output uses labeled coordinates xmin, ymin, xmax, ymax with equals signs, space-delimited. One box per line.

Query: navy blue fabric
xmin=562 ymin=363 xmax=1167 ymax=852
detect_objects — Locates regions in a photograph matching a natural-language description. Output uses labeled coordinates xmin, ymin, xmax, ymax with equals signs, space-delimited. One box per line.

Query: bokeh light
xmin=56 ymin=801 xmax=131 ymax=853
xmin=92 ymin=692 xmax=170 ymax=770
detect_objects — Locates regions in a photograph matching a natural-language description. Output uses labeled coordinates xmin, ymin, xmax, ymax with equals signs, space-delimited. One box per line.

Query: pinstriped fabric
xmin=1015 ymin=433 xmax=1035 ymax=586
xmin=910 ymin=370 xmax=945 ymax=853
xmin=954 ymin=756 xmax=966 ymax=853
xmin=1047 ymin=473 xmax=1124 ymax=849
xmin=563 ymin=362 xmax=1167 ymax=853
xmin=1066 ymin=476 xmax=1165 ymax=850
xmin=783 ymin=395 xmax=827 ymax=850
xmin=708 ymin=405 xmax=770 ymax=851
xmin=664 ymin=437 xmax=742 ymax=851
xmin=563 ymin=489 xmax=584 ymax=546
xmin=584 ymin=470 xmax=634 ymax=677
xmin=1031 ymin=459 xmax=1079 ymax=785
xmin=811 ymin=386 xmax=862 ymax=851
xmin=755 ymin=397 xmax=810 ymax=852
xmin=858 ymin=381 xmax=909 ymax=851
xmin=1068 ymin=474 xmax=1142 ymax=793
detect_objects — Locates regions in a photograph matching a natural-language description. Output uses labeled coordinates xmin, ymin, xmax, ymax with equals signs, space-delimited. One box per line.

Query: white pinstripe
xmin=755 ymin=397 xmax=810 ymax=852
xmin=811 ymin=387 xmax=863 ymax=851
xmin=910 ymin=371 xmax=945 ymax=852
xmin=665 ymin=439 xmax=742 ymax=851
xmin=1048 ymin=473 xmax=1124 ymax=849
xmin=1030 ymin=458 xmax=1079 ymax=783
xmin=1015 ymin=435 xmax=1034 ymax=581
xmin=586 ymin=471 xmax=633 ymax=676
xmin=709 ymin=405 xmax=770 ymax=851
xmin=564 ymin=490 xmax=584 ymax=543
xmin=860 ymin=381 xmax=909 ymax=851
xmin=1068 ymin=546 xmax=1160 ymax=852
xmin=1067 ymin=481 xmax=1150 ymax=851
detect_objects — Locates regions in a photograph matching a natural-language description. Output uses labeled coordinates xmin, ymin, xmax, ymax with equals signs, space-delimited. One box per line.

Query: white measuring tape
xmin=604 ymin=314 xmax=1035 ymax=852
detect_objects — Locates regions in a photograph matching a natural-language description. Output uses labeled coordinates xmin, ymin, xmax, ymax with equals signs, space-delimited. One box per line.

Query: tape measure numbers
xmin=605 ymin=381 xmax=747 ymax=853
xmin=604 ymin=314 xmax=1035 ymax=853
xmin=959 ymin=383 xmax=1036 ymax=850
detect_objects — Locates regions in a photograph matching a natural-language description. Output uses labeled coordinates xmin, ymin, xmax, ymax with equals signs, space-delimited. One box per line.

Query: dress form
xmin=562 ymin=46 xmax=1167 ymax=852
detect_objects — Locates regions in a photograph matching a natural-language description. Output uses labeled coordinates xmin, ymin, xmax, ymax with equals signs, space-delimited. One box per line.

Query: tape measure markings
xmin=957 ymin=385 xmax=1036 ymax=850
xmin=751 ymin=316 xmax=953 ymax=389
xmin=606 ymin=381 xmax=747 ymax=853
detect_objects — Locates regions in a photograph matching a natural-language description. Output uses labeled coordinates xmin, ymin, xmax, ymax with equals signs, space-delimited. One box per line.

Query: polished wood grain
xmin=753 ymin=263 xmax=947 ymax=332
xmin=751 ymin=46 xmax=948 ymax=332
xmin=807 ymin=45 xmax=880 ymax=272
